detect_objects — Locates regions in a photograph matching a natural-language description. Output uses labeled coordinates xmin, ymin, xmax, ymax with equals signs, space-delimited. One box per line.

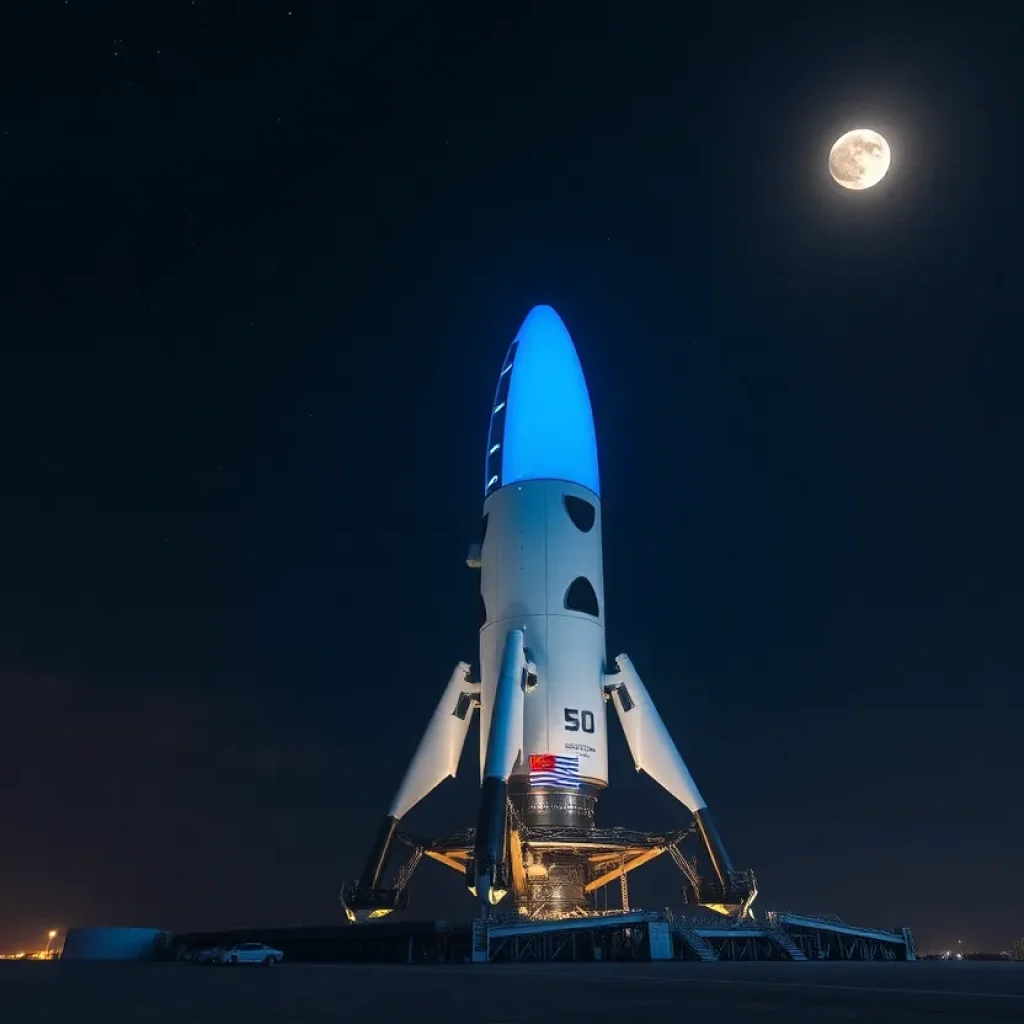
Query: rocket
xmin=345 ymin=305 xmax=752 ymax=921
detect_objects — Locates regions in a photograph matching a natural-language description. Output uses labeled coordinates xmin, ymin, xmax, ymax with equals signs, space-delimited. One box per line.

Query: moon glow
xmin=828 ymin=128 xmax=891 ymax=190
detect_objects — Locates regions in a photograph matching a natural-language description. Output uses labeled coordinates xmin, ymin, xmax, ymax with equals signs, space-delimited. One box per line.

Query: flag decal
xmin=529 ymin=753 xmax=581 ymax=789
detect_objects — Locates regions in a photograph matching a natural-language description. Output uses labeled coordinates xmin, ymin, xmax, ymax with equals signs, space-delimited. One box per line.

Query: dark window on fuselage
xmin=564 ymin=495 xmax=596 ymax=533
xmin=564 ymin=576 xmax=599 ymax=617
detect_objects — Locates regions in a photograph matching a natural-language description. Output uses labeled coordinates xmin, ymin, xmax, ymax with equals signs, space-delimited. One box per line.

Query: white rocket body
xmin=478 ymin=478 xmax=608 ymax=788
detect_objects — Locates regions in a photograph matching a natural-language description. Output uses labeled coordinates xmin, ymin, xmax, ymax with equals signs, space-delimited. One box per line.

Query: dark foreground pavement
xmin=3 ymin=960 xmax=1023 ymax=1022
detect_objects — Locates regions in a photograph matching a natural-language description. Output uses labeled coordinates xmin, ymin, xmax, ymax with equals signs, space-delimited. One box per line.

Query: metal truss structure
xmin=482 ymin=913 xmax=656 ymax=963
xmin=467 ymin=908 xmax=916 ymax=964
xmin=766 ymin=912 xmax=919 ymax=962
xmin=341 ymin=801 xmax=757 ymax=924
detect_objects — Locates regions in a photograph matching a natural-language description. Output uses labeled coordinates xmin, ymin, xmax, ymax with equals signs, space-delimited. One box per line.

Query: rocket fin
xmin=388 ymin=662 xmax=478 ymax=821
xmin=481 ymin=630 xmax=525 ymax=781
xmin=606 ymin=654 xmax=707 ymax=813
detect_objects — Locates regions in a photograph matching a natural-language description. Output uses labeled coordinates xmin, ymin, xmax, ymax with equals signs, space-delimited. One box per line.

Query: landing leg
xmin=470 ymin=629 xmax=526 ymax=912
xmin=342 ymin=663 xmax=478 ymax=921
xmin=606 ymin=654 xmax=757 ymax=918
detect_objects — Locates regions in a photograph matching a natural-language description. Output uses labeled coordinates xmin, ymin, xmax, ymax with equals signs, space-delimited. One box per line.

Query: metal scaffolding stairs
xmin=668 ymin=920 xmax=719 ymax=962
xmin=767 ymin=928 xmax=808 ymax=961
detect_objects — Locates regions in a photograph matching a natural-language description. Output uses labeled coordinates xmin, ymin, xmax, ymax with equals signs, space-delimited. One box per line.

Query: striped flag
xmin=529 ymin=753 xmax=581 ymax=789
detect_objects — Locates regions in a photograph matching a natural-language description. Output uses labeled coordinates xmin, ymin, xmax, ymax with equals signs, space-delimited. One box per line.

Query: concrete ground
xmin=3 ymin=960 xmax=1023 ymax=1022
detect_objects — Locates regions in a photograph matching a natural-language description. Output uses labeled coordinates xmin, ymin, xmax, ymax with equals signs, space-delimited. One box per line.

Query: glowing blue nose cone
xmin=484 ymin=305 xmax=600 ymax=498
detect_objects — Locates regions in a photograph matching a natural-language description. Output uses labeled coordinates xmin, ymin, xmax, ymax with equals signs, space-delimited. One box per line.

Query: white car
xmin=214 ymin=942 xmax=284 ymax=966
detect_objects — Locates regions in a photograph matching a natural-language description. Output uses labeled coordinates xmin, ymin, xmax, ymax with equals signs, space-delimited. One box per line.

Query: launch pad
xmin=343 ymin=813 xmax=755 ymax=924
xmin=340 ymin=304 xmax=909 ymax=951
xmin=170 ymin=911 xmax=917 ymax=965
xmin=342 ymin=306 xmax=757 ymax=929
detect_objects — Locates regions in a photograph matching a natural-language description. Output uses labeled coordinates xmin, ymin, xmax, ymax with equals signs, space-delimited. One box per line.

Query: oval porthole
xmin=564 ymin=495 xmax=596 ymax=533
xmin=564 ymin=576 xmax=600 ymax=617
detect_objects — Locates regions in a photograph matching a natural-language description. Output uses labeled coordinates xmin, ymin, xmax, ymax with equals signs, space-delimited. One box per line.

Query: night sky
xmin=3 ymin=3 xmax=1021 ymax=955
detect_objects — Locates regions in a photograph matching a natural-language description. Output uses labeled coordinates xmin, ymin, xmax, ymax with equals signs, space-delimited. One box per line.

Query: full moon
xmin=828 ymin=128 xmax=891 ymax=190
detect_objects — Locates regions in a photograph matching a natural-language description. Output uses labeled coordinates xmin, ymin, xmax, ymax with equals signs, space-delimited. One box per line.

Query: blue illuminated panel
xmin=484 ymin=306 xmax=600 ymax=498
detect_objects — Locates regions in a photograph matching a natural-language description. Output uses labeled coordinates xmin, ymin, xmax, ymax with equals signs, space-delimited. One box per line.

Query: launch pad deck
xmin=169 ymin=910 xmax=915 ymax=965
